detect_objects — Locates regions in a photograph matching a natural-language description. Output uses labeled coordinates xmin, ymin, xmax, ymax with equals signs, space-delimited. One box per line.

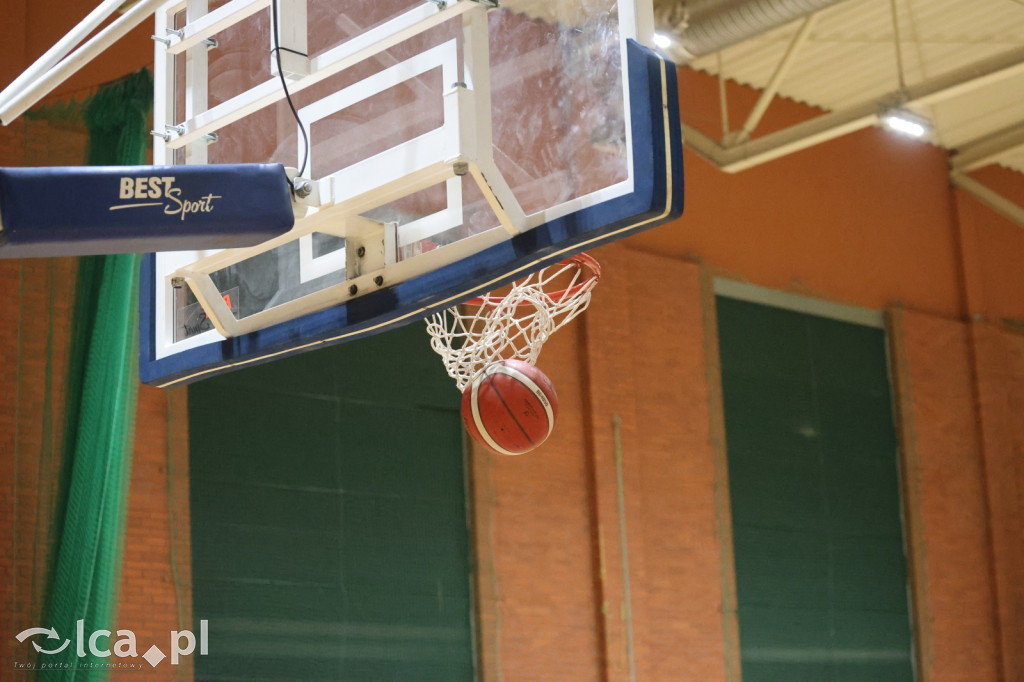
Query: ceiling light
xmin=653 ymin=32 xmax=673 ymax=49
xmin=881 ymin=108 xmax=932 ymax=139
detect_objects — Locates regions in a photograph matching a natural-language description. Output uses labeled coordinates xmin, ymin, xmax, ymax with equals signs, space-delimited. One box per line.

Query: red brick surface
xmin=0 ymin=260 xmax=14 ymax=675
xmin=472 ymin=247 xmax=728 ymax=681
xmin=472 ymin=316 xmax=605 ymax=682
xmin=587 ymin=247 xmax=729 ymax=682
xmin=21 ymin=118 xmax=89 ymax=167
xmin=1 ymin=257 xmax=77 ymax=674
xmin=890 ymin=309 xmax=1002 ymax=681
xmin=112 ymin=386 xmax=193 ymax=681
xmin=970 ymin=324 xmax=1024 ymax=681
xmin=0 ymin=119 xmax=25 ymax=166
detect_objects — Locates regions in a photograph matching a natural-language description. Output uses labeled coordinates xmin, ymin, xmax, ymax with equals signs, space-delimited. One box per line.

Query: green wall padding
xmin=189 ymin=323 xmax=475 ymax=681
xmin=41 ymin=69 xmax=151 ymax=682
xmin=716 ymin=297 xmax=914 ymax=681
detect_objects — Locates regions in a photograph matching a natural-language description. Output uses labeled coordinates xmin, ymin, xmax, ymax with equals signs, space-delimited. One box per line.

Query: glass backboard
xmin=141 ymin=0 xmax=683 ymax=386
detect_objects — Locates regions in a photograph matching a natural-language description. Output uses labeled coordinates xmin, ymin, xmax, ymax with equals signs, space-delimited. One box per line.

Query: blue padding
xmin=140 ymin=41 xmax=685 ymax=387
xmin=0 ymin=163 xmax=294 ymax=258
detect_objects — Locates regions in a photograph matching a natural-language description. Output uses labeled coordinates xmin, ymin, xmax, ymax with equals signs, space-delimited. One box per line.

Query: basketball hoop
xmin=426 ymin=253 xmax=601 ymax=391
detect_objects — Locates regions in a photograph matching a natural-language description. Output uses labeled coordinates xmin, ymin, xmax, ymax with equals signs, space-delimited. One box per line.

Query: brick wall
xmin=471 ymin=247 xmax=730 ymax=681
xmin=471 ymin=315 xmax=605 ymax=681
xmin=112 ymin=386 xmax=193 ymax=681
xmin=21 ymin=117 xmax=89 ymax=168
xmin=1 ymin=257 xmax=78 ymax=674
xmin=889 ymin=309 xmax=1003 ymax=680
xmin=970 ymin=323 xmax=1024 ymax=679
xmin=0 ymin=118 xmax=25 ymax=166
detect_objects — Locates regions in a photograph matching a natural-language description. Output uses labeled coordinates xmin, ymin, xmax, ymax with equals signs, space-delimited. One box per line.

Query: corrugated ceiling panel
xmin=687 ymin=0 xmax=1024 ymax=172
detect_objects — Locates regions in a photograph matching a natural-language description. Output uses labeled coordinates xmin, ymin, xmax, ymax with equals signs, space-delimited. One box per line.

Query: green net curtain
xmin=41 ymin=69 xmax=152 ymax=681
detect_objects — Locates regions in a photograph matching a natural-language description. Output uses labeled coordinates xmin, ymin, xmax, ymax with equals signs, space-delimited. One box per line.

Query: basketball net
xmin=426 ymin=253 xmax=600 ymax=391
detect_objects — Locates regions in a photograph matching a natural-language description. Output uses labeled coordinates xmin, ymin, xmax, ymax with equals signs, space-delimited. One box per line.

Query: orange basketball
xmin=461 ymin=359 xmax=558 ymax=456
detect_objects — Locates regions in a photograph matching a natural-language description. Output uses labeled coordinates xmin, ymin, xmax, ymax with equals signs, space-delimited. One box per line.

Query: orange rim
xmin=466 ymin=252 xmax=601 ymax=307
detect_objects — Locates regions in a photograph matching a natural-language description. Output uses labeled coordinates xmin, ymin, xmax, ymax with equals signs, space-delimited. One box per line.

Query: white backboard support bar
xmin=0 ymin=0 xmax=169 ymax=124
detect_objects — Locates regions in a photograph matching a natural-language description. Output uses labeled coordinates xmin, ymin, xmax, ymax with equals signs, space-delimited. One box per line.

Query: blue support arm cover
xmin=0 ymin=163 xmax=295 ymax=258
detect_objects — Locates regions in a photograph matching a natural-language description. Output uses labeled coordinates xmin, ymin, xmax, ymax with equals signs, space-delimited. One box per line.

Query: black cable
xmin=270 ymin=0 xmax=310 ymax=179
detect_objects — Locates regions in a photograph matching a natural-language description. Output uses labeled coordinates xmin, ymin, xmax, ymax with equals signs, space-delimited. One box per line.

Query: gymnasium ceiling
xmin=641 ymin=0 xmax=1024 ymax=180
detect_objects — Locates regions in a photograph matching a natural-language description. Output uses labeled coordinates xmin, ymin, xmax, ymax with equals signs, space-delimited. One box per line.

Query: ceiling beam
xmin=952 ymin=172 xmax=1024 ymax=228
xmin=730 ymin=12 xmax=820 ymax=144
xmin=950 ymin=123 xmax=1024 ymax=173
xmin=0 ymin=0 xmax=168 ymax=124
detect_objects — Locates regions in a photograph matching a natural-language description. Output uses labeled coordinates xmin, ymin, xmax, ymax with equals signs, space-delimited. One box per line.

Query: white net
xmin=426 ymin=254 xmax=600 ymax=391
